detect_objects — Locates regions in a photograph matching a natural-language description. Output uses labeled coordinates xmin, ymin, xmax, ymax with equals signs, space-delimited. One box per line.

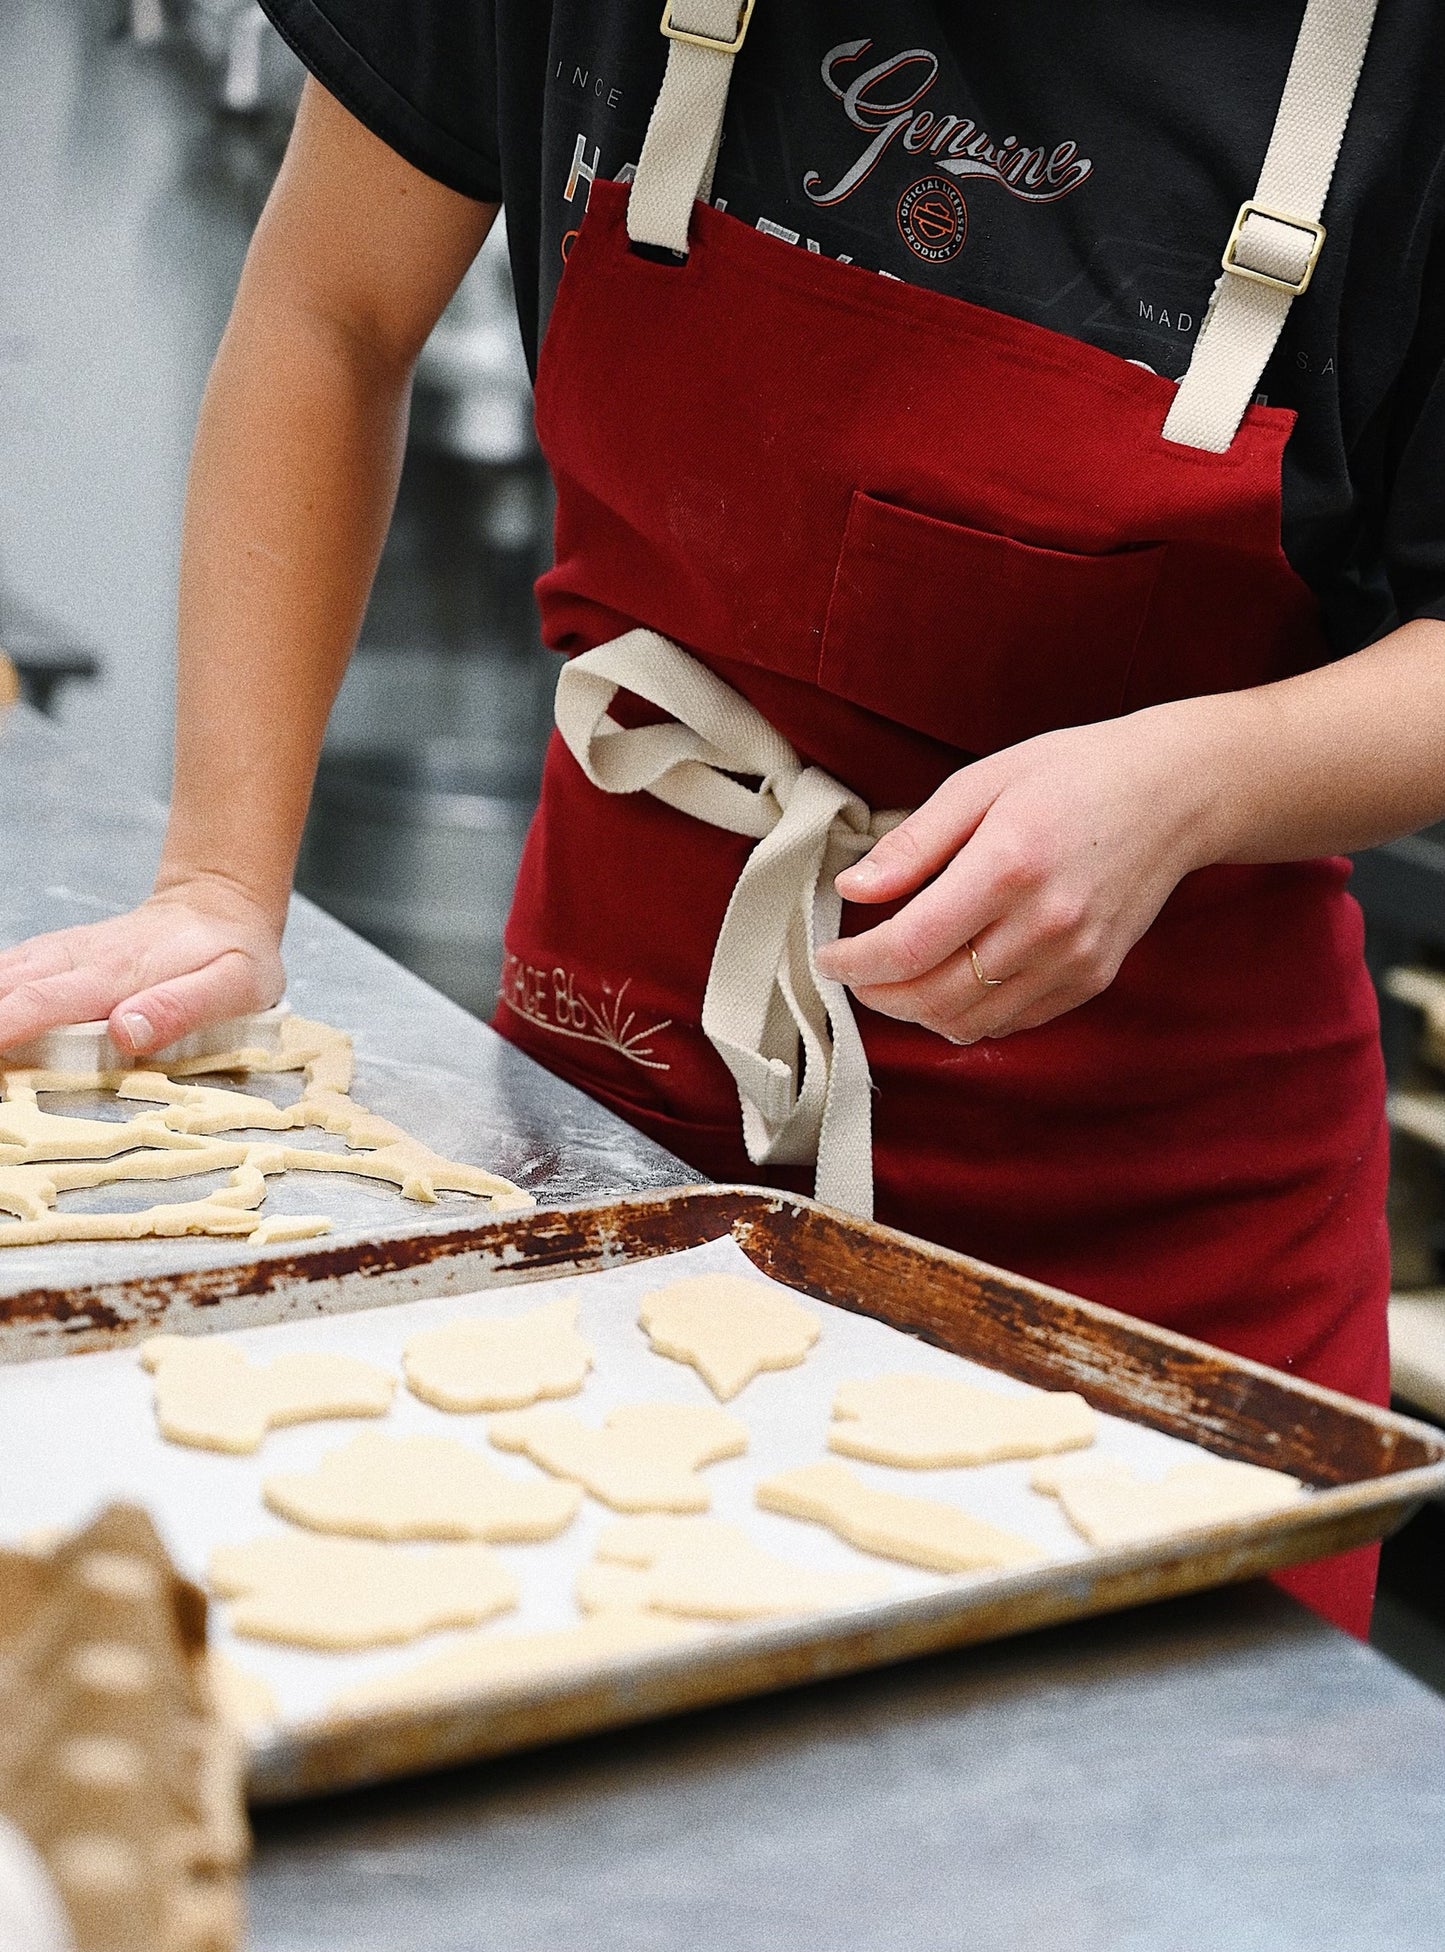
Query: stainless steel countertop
xmin=5 ymin=702 xmax=1445 ymax=1949
xmin=248 ymin=1585 xmax=1445 ymax=1952
xmin=0 ymin=705 xmax=699 ymax=1296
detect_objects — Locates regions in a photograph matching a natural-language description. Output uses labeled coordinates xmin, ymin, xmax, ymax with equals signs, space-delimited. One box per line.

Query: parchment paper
xmin=0 ymin=1236 xmax=1231 ymax=1728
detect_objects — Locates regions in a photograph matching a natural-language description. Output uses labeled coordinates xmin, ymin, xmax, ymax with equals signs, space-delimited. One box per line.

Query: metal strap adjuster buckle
xmin=1222 ymin=200 xmax=1326 ymax=297
xmin=660 ymin=0 xmax=755 ymax=54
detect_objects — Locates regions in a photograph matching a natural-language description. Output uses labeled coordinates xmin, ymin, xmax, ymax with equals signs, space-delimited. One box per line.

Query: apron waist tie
xmin=554 ymin=629 xmax=907 ymax=1218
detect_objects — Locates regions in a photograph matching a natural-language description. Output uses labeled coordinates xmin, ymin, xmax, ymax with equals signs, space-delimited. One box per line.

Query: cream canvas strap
xmin=554 ymin=629 xmax=906 ymax=1217
xmin=1164 ymin=0 xmax=1377 ymax=452
xmin=627 ymin=0 xmax=754 ymax=253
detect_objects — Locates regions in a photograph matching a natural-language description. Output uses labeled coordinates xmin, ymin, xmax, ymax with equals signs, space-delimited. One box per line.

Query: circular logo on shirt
xmin=896 ymin=176 xmax=969 ymax=263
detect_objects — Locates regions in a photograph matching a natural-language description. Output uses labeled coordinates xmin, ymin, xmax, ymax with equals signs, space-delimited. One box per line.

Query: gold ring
xmin=969 ymin=943 xmax=1005 ymax=989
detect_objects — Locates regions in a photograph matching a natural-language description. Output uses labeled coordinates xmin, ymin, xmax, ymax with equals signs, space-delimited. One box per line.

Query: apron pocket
xmin=819 ymin=490 xmax=1166 ymax=755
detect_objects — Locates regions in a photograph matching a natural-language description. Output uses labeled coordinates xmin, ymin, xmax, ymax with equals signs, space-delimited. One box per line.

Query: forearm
xmin=1183 ymin=615 xmax=1445 ymax=866
xmin=0 ymin=79 xmax=496 ymax=1054
xmin=156 ymin=77 xmax=497 ymax=933
xmin=158 ymin=276 xmax=411 ymax=930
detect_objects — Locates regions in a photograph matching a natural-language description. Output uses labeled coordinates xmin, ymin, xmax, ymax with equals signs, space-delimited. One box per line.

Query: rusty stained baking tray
xmin=3 ymin=1183 xmax=1443 ymax=1804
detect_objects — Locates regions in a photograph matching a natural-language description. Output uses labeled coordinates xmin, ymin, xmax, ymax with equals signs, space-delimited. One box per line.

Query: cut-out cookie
xmin=263 ymin=1431 xmax=582 ymax=1541
xmin=403 ymin=1297 xmax=592 ymax=1412
xmin=488 ymin=1402 xmax=748 ymax=1512
xmin=327 ymin=1613 xmax=703 ymax=1720
xmin=208 ymin=1533 xmax=518 ymax=1649
xmin=757 ymin=1461 xmax=1043 ymax=1574
xmin=576 ymin=1515 xmax=893 ymax=1620
xmin=829 ymin=1373 xmax=1096 ymax=1468
xmin=141 ymin=1335 xmax=395 ymax=1454
xmin=1031 ymin=1456 xmax=1305 ymax=1550
xmin=638 ymin=1272 xmax=820 ymax=1400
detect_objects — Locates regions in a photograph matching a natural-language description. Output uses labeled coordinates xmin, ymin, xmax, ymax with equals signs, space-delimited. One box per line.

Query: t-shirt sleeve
xmin=1382 ymin=212 xmax=1445 ymax=627
xmin=258 ymin=0 xmax=502 ymax=203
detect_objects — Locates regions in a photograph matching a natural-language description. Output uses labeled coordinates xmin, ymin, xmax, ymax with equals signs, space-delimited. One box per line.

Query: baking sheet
xmin=0 ymin=1233 xmax=1235 ymax=1731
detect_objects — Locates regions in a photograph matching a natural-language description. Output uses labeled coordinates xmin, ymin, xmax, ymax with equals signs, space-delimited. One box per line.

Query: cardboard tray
xmin=4 ymin=1184 xmax=1442 ymax=1803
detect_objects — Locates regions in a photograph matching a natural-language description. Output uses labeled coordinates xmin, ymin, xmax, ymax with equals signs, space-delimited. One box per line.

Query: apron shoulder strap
xmin=1164 ymin=0 xmax=1378 ymax=452
xmin=627 ymin=0 xmax=1377 ymax=449
xmin=627 ymin=1 xmax=754 ymax=253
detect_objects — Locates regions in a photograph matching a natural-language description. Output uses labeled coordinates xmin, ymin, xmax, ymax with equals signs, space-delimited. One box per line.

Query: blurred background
xmin=1 ymin=0 xmax=553 ymax=1018
xmin=3 ymin=0 xmax=1444 ymax=1682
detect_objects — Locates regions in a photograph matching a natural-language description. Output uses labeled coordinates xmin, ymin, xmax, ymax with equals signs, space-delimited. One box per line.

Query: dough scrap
xmin=114 ymin=1073 xmax=301 ymax=1136
xmin=208 ymin=1532 xmax=518 ymax=1649
xmin=403 ymin=1297 xmax=593 ymax=1411
xmin=263 ymin=1431 xmax=582 ymax=1541
xmin=638 ymin=1272 xmax=820 ymax=1400
xmin=756 ymin=1461 xmax=1044 ymax=1574
xmin=326 ymin=1613 xmax=703 ymax=1720
xmin=829 ymin=1372 xmax=1097 ymax=1468
xmin=209 ymin=1652 xmax=279 ymax=1737
xmin=489 ymin=1402 xmax=748 ymax=1512
xmin=0 ymin=1081 xmax=218 ymax=1164
xmin=0 ymin=1012 xmax=533 ymax=1246
xmin=0 ymin=1150 xmax=332 ymax=1248
xmin=577 ymin=1515 xmax=893 ymax=1620
xmin=1031 ymin=1455 xmax=1305 ymax=1550
xmin=140 ymin=1334 xmax=395 ymax=1454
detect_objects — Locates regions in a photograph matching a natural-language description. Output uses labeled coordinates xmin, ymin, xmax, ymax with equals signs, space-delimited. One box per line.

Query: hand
xmin=814 ymin=703 xmax=1221 ymax=1044
xmin=0 ymin=877 xmax=286 ymax=1059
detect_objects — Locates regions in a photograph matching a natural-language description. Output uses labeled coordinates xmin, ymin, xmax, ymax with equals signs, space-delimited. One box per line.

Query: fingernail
xmin=118 ymin=1012 xmax=154 ymax=1054
xmin=839 ymin=859 xmax=882 ymax=891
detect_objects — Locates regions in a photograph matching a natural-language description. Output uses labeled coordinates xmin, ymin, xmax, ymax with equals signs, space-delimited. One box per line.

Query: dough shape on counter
xmin=209 ymin=1652 xmax=279 ymax=1737
xmin=756 ymin=1461 xmax=1044 ymax=1573
xmin=0 ymin=1012 xmax=533 ymax=1247
xmin=828 ymin=1372 xmax=1097 ymax=1468
xmin=576 ymin=1515 xmax=893 ymax=1620
xmin=489 ymin=1402 xmax=748 ymax=1512
xmin=327 ymin=1613 xmax=704 ymax=1720
xmin=403 ymin=1297 xmax=593 ymax=1412
xmin=0 ymin=1148 xmax=332 ymax=1248
xmin=638 ymin=1272 xmax=821 ymax=1400
xmin=1031 ymin=1455 xmax=1305 ymax=1550
xmin=141 ymin=1334 xmax=395 ymax=1454
xmin=263 ymin=1431 xmax=582 ymax=1541
xmin=0 ymin=1080 xmax=218 ymax=1164
xmin=208 ymin=1532 xmax=519 ymax=1649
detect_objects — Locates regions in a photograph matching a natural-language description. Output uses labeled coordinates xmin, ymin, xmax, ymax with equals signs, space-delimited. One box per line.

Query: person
xmin=2 ymin=3 xmax=1442 ymax=1636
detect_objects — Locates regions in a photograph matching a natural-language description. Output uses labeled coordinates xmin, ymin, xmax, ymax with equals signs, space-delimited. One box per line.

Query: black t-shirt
xmin=260 ymin=0 xmax=1445 ymax=655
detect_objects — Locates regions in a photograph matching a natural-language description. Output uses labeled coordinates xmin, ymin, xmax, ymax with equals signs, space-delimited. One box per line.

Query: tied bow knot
xmin=554 ymin=629 xmax=905 ymax=1217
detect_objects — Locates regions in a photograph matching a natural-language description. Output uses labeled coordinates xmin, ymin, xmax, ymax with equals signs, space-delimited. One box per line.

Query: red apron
xmin=497 ymin=23 xmax=1390 ymax=1637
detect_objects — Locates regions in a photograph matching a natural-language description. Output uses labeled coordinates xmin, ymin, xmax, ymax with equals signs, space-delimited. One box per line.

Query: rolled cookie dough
xmin=327 ymin=1613 xmax=703 ymax=1720
xmin=489 ymin=1402 xmax=748 ymax=1512
xmin=577 ymin=1515 xmax=893 ymax=1620
xmin=403 ymin=1297 xmax=592 ymax=1412
xmin=1031 ymin=1455 xmax=1305 ymax=1550
xmin=638 ymin=1272 xmax=820 ymax=1401
xmin=0 ymin=1012 xmax=533 ymax=1246
xmin=141 ymin=1335 xmax=394 ymax=1454
xmin=208 ymin=1533 xmax=518 ymax=1649
xmin=263 ymin=1431 xmax=582 ymax=1541
xmin=829 ymin=1372 xmax=1097 ymax=1468
xmin=757 ymin=1461 xmax=1043 ymax=1573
